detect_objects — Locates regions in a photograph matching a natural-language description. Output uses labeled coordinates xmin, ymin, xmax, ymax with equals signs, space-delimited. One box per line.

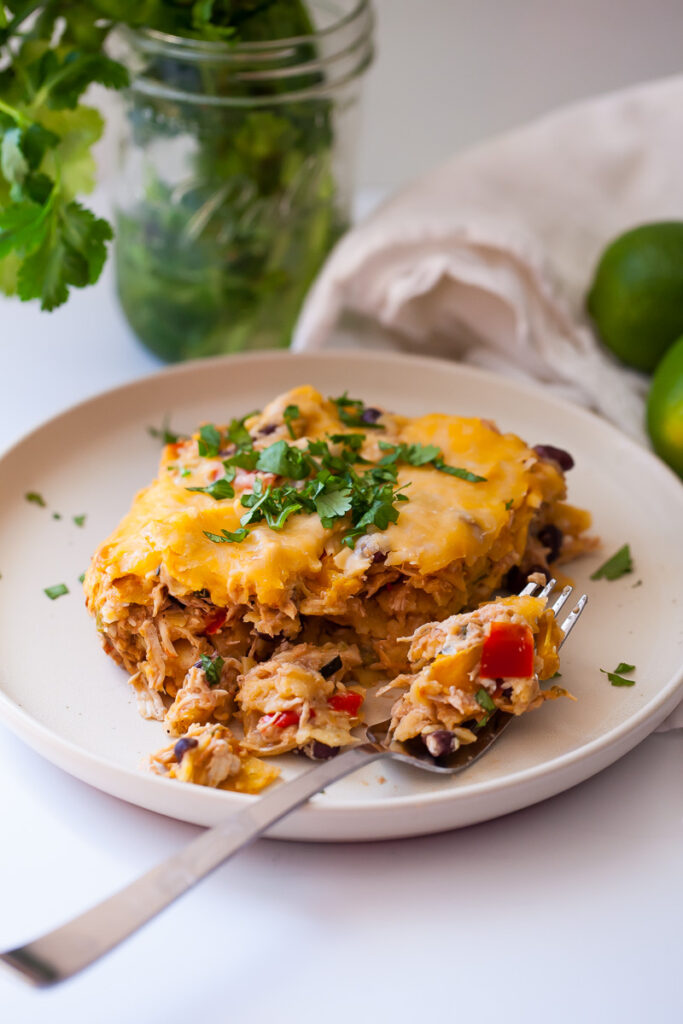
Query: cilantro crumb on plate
xmin=590 ymin=544 xmax=633 ymax=581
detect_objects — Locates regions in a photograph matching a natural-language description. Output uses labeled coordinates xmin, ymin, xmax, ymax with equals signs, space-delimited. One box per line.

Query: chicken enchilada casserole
xmin=84 ymin=385 xmax=595 ymax=792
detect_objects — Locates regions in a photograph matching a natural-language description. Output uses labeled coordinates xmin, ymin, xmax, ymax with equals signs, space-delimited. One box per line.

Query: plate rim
xmin=0 ymin=348 xmax=681 ymax=831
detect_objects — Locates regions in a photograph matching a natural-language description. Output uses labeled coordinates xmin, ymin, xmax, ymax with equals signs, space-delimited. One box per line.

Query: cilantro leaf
xmin=199 ymin=653 xmax=224 ymax=687
xmin=187 ymin=475 xmax=235 ymax=500
xmin=432 ymin=458 xmax=487 ymax=482
xmin=197 ymin=423 xmax=222 ymax=457
xmin=16 ymin=200 xmax=112 ymax=310
xmin=1 ymin=126 xmax=29 ymax=190
xmin=240 ymin=481 xmax=273 ymax=524
xmin=377 ymin=441 xmax=486 ymax=481
xmin=0 ymin=200 xmax=49 ymax=261
xmin=203 ymin=528 xmax=248 ymax=544
xmin=256 ymin=440 xmax=312 ymax=479
xmin=475 ymin=688 xmax=496 ymax=711
xmin=330 ymin=392 xmax=385 ymax=430
xmin=21 ymin=123 xmax=60 ymax=170
xmin=315 ymin=485 xmax=353 ymax=527
xmin=590 ymin=545 xmax=633 ymax=581
xmin=29 ymin=49 xmax=128 ymax=111
xmin=265 ymin=497 xmax=303 ymax=531
xmin=226 ymin=414 xmax=256 ymax=451
xmin=25 ymin=491 xmax=46 ymax=507
xmin=223 ymin=449 xmax=258 ymax=470
xmin=148 ymin=418 xmax=185 ymax=445
xmin=44 ymin=583 xmax=68 ymax=600
xmin=73 ymin=514 xmax=86 ymax=526
xmin=615 ymin=662 xmax=635 ymax=674
xmin=474 ymin=687 xmax=497 ymax=728
xmin=283 ymin=403 xmax=300 ymax=439
xmin=600 ymin=668 xmax=636 ymax=688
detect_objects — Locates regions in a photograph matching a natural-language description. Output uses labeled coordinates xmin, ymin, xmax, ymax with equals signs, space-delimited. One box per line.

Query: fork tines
xmin=518 ymin=576 xmax=587 ymax=648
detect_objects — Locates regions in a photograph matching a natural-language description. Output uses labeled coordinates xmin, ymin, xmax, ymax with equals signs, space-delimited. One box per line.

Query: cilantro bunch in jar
xmin=111 ymin=2 xmax=373 ymax=360
xmin=0 ymin=2 xmax=373 ymax=361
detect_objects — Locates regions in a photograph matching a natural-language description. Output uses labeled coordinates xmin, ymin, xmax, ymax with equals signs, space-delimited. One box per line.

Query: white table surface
xmin=0 ymin=261 xmax=681 ymax=1023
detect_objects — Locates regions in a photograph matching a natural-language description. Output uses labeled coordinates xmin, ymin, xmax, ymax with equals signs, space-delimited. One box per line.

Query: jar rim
xmin=124 ymin=0 xmax=372 ymax=60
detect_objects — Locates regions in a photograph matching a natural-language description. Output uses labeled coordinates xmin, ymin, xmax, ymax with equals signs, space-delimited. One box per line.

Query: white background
xmin=362 ymin=0 xmax=683 ymax=189
xmin=1 ymin=2 xmax=682 ymax=1021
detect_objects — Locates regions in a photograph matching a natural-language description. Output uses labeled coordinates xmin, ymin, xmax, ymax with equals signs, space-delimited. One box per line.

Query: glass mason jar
xmin=111 ymin=2 xmax=374 ymax=362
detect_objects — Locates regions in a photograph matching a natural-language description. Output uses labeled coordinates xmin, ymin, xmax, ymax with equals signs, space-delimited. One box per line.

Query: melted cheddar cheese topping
xmin=85 ymin=385 xmax=566 ymax=621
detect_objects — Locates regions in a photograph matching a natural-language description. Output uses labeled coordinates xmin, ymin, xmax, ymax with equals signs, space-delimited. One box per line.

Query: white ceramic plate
xmin=0 ymin=350 xmax=681 ymax=841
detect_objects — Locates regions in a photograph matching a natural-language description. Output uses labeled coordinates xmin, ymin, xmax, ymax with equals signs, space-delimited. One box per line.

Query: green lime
xmin=587 ymin=222 xmax=683 ymax=372
xmin=646 ymin=335 xmax=683 ymax=478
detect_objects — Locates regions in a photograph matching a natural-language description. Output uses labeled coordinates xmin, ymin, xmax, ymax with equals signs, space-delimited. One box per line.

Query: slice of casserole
xmin=84 ymin=385 xmax=594 ymax=787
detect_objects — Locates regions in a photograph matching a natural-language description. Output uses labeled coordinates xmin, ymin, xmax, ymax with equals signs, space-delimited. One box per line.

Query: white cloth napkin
xmin=293 ymin=75 xmax=683 ymax=730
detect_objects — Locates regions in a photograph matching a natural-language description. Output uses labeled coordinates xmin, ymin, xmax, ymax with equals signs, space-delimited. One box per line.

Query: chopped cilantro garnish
xmin=328 ymin=433 xmax=366 ymax=451
xmin=283 ymin=404 xmax=300 ymax=439
xmin=78 ymin=573 xmax=85 ymax=584
xmin=223 ymin=449 xmax=259 ymax=471
xmin=190 ymin=402 xmax=484 ymax=552
xmin=25 ymin=491 xmax=46 ymax=507
xmin=505 ymin=499 xmax=514 ymax=511
xmin=148 ymin=419 xmax=185 ymax=445
xmin=44 ymin=583 xmax=68 ymax=600
xmin=330 ymin=392 xmax=385 ymax=429
xmin=432 ymin=459 xmax=487 ymax=482
xmin=181 ymin=468 xmax=191 ymax=478
xmin=475 ymin=688 xmax=496 ymax=711
xmin=203 ymin=528 xmax=248 ymax=544
xmin=199 ymin=653 xmax=225 ymax=687
xmin=590 ymin=544 xmax=633 ymax=581
xmin=197 ymin=424 xmax=222 ymax=458
xmin=256 ymin=440 xmax=313 ymax=479
xmin=52 ymin=512 xmax=62 ymax=520
xmin=600 ymin=665 xmax=636 ymax=687
xmin=187 ymin=470 xmax=236 ymax=501
xmin=378 ymin=440 xmax=440 ymax=467
xmin=377 ymin=441 xmax=487 ymax=482
xmin=73 ymin=514 xmax=86 ymax=527
xmin=226 ymin=414 xmax=256 ymax=451
xmin=474 ymin=687 xmax=496 ymax=728
xmin=314 ymin=486 xmax=353 ymax=526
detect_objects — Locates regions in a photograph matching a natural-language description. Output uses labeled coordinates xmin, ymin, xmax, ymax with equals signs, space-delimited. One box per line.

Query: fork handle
xmin=1 ymin=745 xmax=383 ymax=988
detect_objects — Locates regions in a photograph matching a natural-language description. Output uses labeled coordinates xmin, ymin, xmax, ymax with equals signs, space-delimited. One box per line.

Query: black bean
xmin=424 ymin=730 xmax=455 ymax=758
xmin=259 ymin=423 xmax=278 ymax=436
xmin=504 ymin=566 xmax=527 ymax=592
xmin=174 ymin=737 xmax=198 ymax=762
xmin=320 ymin=654 xmax=343 ymax=679
xmin=372 ymin=550 xmax=387 ymax=564
xmin=502 ymin=686 xmax=513 ymax=698
xmin=307 ymin=741 xmax=340 ymax=760
xmin=361 ymin=407 xmax=382 ymax=424
xmin=533 ymin=444 xmax=574 ymax=471
xmin=538 ymin=523 xmax=563 ymax=562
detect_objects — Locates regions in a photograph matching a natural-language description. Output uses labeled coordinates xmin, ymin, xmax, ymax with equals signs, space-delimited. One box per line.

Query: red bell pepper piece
xmin=480 ymin=621 xmax=535 ymax=679
xmin=205 ymin=609 xmax=227 ymax=635
xmin=258 ymin=710 xmax=300 ymax=731
xmin=328 ymin=691 xmax=363 ymax=715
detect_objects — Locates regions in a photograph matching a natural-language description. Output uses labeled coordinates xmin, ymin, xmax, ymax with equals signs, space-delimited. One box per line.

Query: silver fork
xmin=1 ymin=578 xmax=586 ymax=988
